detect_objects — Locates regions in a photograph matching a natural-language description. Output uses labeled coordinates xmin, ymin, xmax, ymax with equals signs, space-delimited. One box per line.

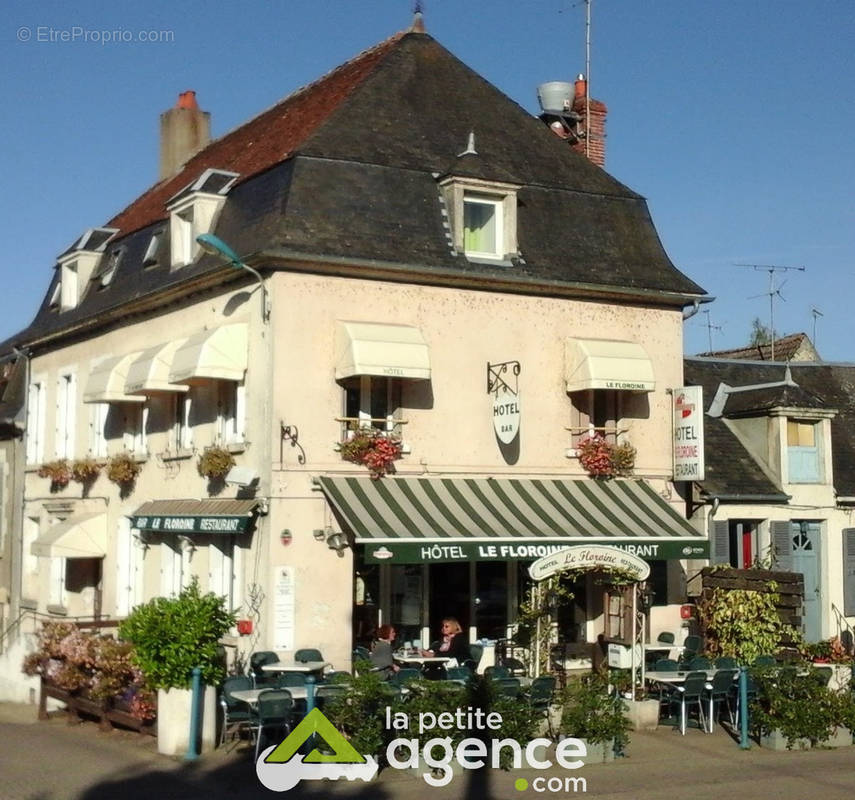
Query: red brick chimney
xmin=571 ymin=75 xmax=607 ymax=168
xmin=159 ymin=90 xmax=211 ymax=179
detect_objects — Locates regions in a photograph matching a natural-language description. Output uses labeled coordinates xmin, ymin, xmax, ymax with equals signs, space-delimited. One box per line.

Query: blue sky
xmin=3 ymin=0 xmax=853 ymax=360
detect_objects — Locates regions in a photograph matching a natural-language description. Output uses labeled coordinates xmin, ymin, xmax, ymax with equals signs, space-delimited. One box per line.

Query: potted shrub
xmin=558 ymin=673 xmax=631 ymax=763
xmin=197 ymin=445 xmax=236 ymax=480
xmin=37 ymin=459 xmax=71 ymax=491
xmin=118 ymin=578 xmax=235 ymax=755
xmin=340 ymin=429 xmax=402 ymax=479
xmin=106 ymin=452 xmax=142 ymax=491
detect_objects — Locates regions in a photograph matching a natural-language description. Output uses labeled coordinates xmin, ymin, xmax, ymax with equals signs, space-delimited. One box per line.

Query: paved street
xmin=2 ymin=702 xmax=855 ymax=799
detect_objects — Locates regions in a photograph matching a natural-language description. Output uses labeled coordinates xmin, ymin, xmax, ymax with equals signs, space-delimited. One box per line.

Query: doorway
xmin=792 ymin=521 xmax=821 ymax=642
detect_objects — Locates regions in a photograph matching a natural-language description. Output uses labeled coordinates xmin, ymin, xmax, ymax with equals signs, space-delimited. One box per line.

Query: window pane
xmin=464 ymin=201 xmax=497 ymax=253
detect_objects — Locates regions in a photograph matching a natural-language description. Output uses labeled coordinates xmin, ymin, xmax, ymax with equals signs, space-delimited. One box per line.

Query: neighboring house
xmin=0 ymin=20 xmax=709 ymax=697
xmin=698 ymin=332 xmax=820 ymax=363
xmin=684 ymin=354 xmax=855 ymax=644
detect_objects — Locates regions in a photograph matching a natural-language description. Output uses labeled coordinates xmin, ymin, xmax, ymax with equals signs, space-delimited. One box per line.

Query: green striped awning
xmin=316 ymin=476 xmax=707 ymax=563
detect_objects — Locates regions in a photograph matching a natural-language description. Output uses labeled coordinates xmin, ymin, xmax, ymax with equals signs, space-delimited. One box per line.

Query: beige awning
xmin=31 ymin=513 xmax=107 ymax=558
xmin=168 ymin=324 xmax=247 ymax=384
xmin=125 ymin=340 xmax=190 ymax=395
xmin=83 ymin=354 xmax=145 ymax=403
xmin=335 ymin=321 xmax=431 ymax=380
xmin=565 ymin=338 xmax=655 ymax=393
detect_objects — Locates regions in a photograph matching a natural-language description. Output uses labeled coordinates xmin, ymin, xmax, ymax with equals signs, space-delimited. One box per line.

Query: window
xmin=569 ymin=389 xmax=621 ymax=446
xmin=60 ymin=260 xmax=79 ymax=310
xmin=48 ymin=282 xmax=61 ymax=309
xmin=26 ymin=380 xmax=46 ymax=464
xmin=55 ymin=372 xmax=76 ymax=459
xmin=98 ymin=248 xmax=122 ymax=287
xmin=117 ymin=402 xmax=147 ymax=455
xmin=172 ymin=208 xmax=195 ymax=266
xmin=88 ymin=403 xmax=109 ymax=458
xmin=464 ymin=196 xmax=503 ymax=258
xmin=342 ymin=376 xmax=401 ymax=435
xmin=217 ymin=382 xmax=245 ymax=445
xmin=142 ymin=229 xmax=164 ymax=267
xmin=787 ymin=419 xmax=821 ymax=482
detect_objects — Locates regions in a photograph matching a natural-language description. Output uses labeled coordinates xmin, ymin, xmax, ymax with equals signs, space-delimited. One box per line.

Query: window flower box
xmin=340 ymin=428 xmax=402 ymax=479
xmin=576 ymin=434 xmax=636 ymax=479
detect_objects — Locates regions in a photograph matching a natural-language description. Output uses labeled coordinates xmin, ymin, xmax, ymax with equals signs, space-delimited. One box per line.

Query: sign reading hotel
xmin=528 ymin=545 xmax=651 ymax=582
xmin=487 ymin=360 xmax=521 ymax=446
xmin=672 ymin=386 xmax=705 ymax=480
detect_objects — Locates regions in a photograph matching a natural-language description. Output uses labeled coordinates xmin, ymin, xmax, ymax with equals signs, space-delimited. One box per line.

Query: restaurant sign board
xmin=673 ymin=386 xmax=705 ymax=481
xmin=528 ymin=544 xmax=650 ymax=582
xmin=363 ymin=539 xmax=708 ymax=564
xmin=130 ymin=514 xmax=252 ymax=533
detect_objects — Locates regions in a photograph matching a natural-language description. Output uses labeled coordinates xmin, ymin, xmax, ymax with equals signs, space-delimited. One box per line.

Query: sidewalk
xmin=2 ymin=701 xmax=855 ymax=799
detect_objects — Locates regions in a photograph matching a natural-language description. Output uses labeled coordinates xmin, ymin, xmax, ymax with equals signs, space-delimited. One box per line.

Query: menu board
xmin=272 ymin=566 xmax=295 ymax=652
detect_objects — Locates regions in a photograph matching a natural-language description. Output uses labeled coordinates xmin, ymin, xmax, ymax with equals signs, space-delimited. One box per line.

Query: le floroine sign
xmin=528 ymin=545 xmax=650 ymax=582
xmin=363 ymin=539 xmax=709 ymax=564
xmin=130 ymin=514 xmax=252 ymax=533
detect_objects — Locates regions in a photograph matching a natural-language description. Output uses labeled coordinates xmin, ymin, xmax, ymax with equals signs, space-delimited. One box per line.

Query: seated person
xmin=369 ymin=624 xmax=400 ymax=680
xmin=421 ymin=617 xmax=470 ymax=665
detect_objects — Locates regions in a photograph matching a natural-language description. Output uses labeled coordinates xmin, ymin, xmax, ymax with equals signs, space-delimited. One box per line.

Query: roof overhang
xmin=168 ymin=323 xmax=247 ymax=385
xmin=565 ymin=338 xmax=655 ymax=393
xmin=31 ymin=512 xmax=108 ymax=558
xmin=334 ymin=321 xmax=431 ymax=380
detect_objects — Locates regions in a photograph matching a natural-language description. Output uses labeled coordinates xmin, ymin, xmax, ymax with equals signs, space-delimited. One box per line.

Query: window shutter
xmin=843 ymin=529 xmax=855 ymax=617
xmin=771 ymin=521 xmax=793 ymax=571
xmin=711 ymin=521 xmax=730 ymax=565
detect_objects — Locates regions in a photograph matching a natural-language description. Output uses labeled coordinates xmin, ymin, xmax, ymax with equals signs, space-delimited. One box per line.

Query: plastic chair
xmin=703 ymin=669 xmax=737 ymax=729
xmin=445 ymin=666 xmax=473 ymax=684
xmin=714 ymin=656 xmax=738 ymax=669
xmin=500 ymin=656 xmax=528 ymax=677
xmin=250 ymin=651 xmax=280 ymax=687
xmin=679 ymin=635 xmax=703 ymax=666
xmin=687 ymin=656 xmax=712 ymax=671
xmin=653 ymin=659 xmax=680 ymax=672
xmin=485 ymin=665 xmax=510 ymax=680
xmin=219 ymin=675 xmax=253 ymax=745
xmin=656 ymin=632 xmax=676 ymax=645
xmin=495 ymin=677 xmax=522 ymax=698
xmin=314 ymin=684 xmax=348 ymax=710
xmin=663 ymin=671 xmax=708 ymax=735
xmin=252 ymin=689 xmax=294 ymax=760
xmin=529 ymin=676 xmax=555 ymax=715
xmin=295 ymin=648 xmax=324 ymax=663
xmin=275 ymin=672 xmax=307 ymax=689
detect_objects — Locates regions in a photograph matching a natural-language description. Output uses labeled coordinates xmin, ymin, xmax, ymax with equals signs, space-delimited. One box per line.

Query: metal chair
xmin=252 ymin=689 xmax=294 ymax=760
xmin=528 ymin=675 xmax=555 ymax=716
xmin=663 ymin=671 xmax=708 ymax=735
xmin=219 ymin=675 xmax=253 ymax=745
xmin=703 ymin=669 xmax=737 ymax=729
xmin=714 ymin=656 xmax=738 ymax=669
xmin=495 ymin=677 xmax=522 ymax=697
xmin=295 ymin=648 xmax=324 ymax=663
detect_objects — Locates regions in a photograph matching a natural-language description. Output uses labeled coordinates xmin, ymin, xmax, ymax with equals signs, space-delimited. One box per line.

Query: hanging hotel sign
xmin=363 ymin=539 xmax=708 ymax=564
xmin=528 ymin=544 xmax=651 ymax=582
xmin=487 ymin=360 xmax=521 ymax=445
xmin=673 ymin=386 xmax=705 ymax=481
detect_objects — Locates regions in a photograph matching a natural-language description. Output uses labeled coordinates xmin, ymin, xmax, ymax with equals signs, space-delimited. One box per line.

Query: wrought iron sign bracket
xmin=487 ymin=360 xmax=521 ymax=396
xmin=280 ymin=422 xmax=306 ymax=465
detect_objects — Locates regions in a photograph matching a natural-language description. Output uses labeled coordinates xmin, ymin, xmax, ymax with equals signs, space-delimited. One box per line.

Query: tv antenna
xmin=735 ymin=263 xmax=806 ymax=360
xmin=811 ymin=307 xmax=823 ymax=348
xmin=701 ymin=309 xmax=722 ymax=353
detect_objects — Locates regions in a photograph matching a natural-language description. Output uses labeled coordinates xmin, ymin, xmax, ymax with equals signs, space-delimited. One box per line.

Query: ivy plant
xmin=118 ymin=577 xmax=235 ymax=690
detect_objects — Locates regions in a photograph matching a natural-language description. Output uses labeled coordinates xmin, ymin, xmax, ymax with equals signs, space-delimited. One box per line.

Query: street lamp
xmin=196 ymin=233 xmax=270 ymax=323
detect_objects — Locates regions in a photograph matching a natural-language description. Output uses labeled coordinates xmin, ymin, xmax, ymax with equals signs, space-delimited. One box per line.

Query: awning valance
xmin=130 ymin=498 xmax=258 ymax=534
xmin=317 ymin=476 xmax=706 ymax=563
xmin=83 ymin=354 xmax=145 ymax=404
xmin=565 ymin=338 xmax=655 ymax=393
xmin=31 ymin=513 xmax=107 ymax=558
xmin=168 ymin=323 xmax=247 ymax=385
xmin=125 ymin=340 xmax=190 ymax=395
xmin=335 ymin=321 xmax=431 ymax=380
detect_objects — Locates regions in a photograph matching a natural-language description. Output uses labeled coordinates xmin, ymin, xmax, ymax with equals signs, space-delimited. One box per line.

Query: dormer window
xmin=92 ymin=247 xmax=123 ymax=288
xmin=439 ymin=177 xmax=519 ymax=264
xmin=60 ymin=260 xmax=79 ymax=310
xmin=166 ymin=168 xmax=239 ymax=268
xmin=142 ymin=229 xmax=164 ymax=267
xmin=48 ymin=282 xmax=61 ymax=310
xmin=54 ymin=227 xmax=118 ymax=311
xmin=787 ymin=419 xmax=822 ymax=483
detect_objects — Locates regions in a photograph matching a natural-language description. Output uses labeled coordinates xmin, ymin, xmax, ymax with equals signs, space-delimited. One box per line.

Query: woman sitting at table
xmin=369 ymin=624 xmax=400 ymax=680
xmin=421 ymin=617 xmax=470 ymax=665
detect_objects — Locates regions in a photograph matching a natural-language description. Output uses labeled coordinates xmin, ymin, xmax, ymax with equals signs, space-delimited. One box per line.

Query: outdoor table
xmin=393 ymin=655 xmax=452 ymax=667
xmin=261 ymin=661 xmax=330 ymax=675
xmin=645 ymin=669 xmax=733 ymax=734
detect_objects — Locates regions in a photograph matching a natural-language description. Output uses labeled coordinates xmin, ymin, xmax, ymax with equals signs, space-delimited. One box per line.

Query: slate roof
xmin=684 ymin=358 xmax=855 ymax=499
xmin=5 ymin=30 xmax=706 ymax=352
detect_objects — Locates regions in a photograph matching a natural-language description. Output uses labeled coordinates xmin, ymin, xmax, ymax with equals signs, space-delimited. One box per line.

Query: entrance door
xmin=792 ymin=521 xmax=821 ymax=642
xmin=428 ymin=563 xmax=469 ymax=643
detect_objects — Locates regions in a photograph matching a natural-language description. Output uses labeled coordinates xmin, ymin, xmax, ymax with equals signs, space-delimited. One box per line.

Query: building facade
xmin=0 ymin=24 xmax=709 ymax=698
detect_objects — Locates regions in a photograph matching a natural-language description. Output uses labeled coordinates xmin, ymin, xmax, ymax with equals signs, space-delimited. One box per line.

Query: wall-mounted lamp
xmin=326 ymin=530 xmax=348 ymax=557
xmin=196 ymin=233 xmax=270 ymax=323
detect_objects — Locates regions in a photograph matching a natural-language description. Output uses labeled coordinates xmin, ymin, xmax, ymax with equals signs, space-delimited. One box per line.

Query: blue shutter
xmin=843 ymin=529 xmax=855 ymax=617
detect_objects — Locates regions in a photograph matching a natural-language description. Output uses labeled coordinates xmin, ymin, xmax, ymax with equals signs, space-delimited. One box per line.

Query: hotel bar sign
xmin=673 ymin=386 xmax=705 ymax=481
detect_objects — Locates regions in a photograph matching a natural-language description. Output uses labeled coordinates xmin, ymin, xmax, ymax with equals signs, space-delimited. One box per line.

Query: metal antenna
xmin=811 ymin=307 xmax=824 ymax=348
xmin=701 ymin=309 xmax=723 ymax=353
xmin=735 ymin=263 xmax=806 ymax=361
xmin=585 ymin=0 xmax=591 ymax=159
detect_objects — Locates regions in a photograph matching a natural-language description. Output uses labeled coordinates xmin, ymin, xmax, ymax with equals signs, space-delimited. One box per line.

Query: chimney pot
xmin=159 ymin=92 xmax=211 ymax=179
xmin=176 ymin=90 xmax=199 ymax=110
xmin=574 ymin=75 xmax=587 ymax=100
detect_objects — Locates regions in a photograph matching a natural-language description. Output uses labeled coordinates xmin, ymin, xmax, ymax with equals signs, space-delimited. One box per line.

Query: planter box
xmin=39 ymin=679 xmax=155 ymax=736
xmin=820 ymin=727 xmax=853 ymax=748
xmin=759 ymin=729 xmax=811 ymax=751
xmin=622 ymin=699 xmax=660 ymax=731
xmin=558 ymin=734 xmax=614 ymax=764
xmin=156 ymin=686 xmax=217 ymax=756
